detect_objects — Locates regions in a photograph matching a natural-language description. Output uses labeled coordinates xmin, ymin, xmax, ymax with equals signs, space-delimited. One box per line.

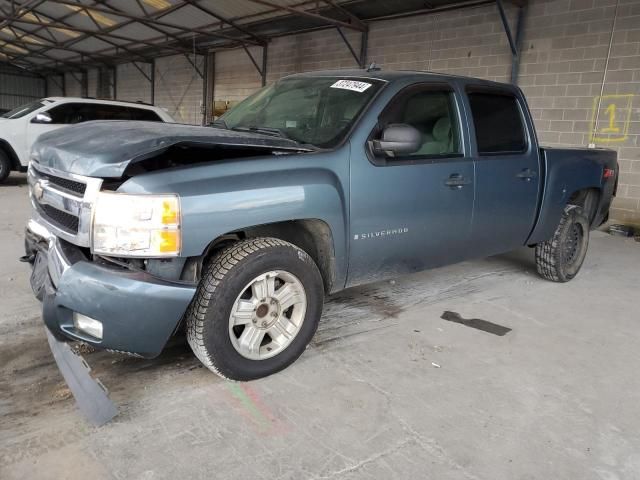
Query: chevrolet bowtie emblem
xmin=33 ymin=179 xmax=47 ymax=201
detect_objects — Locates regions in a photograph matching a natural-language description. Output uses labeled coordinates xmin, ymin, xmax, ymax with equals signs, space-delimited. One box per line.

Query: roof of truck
xmin=287 ymin=69 xmax=512 ymax=88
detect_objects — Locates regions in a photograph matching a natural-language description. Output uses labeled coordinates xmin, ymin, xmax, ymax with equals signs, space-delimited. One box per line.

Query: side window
xmin=129 ymin=108 xmax=162 ymax=122
xmin=89 ymin=104 xmax=131 ymax=121
xmin=73 ymin=104 xmax=101 ymax=122
xmin=467 ymin=91 xmax=527 ymax=154
xmin=46 ymin=103 xmax=83 ymax=124
xmin=374 ymin=86 xmax=462 ymax=161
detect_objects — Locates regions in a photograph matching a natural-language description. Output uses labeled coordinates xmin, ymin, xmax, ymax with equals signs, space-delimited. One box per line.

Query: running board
xmin=46 ymin=328 xmax=118 ymax=426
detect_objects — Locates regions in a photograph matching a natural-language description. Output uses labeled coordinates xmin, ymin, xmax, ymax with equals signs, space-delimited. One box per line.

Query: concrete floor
xmin=1 ymin=172 xmax=639 ymax=480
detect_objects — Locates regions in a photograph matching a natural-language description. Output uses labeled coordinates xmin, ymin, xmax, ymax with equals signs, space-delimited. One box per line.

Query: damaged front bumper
xmin=25 ymin=219 xmax=197 ymax=358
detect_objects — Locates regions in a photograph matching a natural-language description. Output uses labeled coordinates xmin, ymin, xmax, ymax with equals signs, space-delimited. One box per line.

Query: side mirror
xmin=32 ymin=112 xmax=53 ymax=124
xmin=372 ymin=123 xmax=421 ymax=156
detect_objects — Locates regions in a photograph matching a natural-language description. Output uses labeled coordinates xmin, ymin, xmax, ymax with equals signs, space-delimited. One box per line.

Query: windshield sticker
xmin=330 ymin=80 xmax=372 ymax=93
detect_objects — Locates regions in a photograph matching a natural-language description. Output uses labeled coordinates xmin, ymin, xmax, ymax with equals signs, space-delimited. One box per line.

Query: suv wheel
xmin=0 ymin=150 xmax=11 ymax=183
xmin=535 ymin=205 xmax=590 ymax=282
xmin=186 ymin=238 xmax=324 ymax=380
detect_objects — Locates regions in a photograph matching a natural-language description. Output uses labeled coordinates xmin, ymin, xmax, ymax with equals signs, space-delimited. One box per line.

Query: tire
xmin=185 ymin=237 xmax=324 ymax=380
xmin=535 ymin=205 xmax=590 ymax=282
xmin=0 ymin=150 xmax=11 ymax=184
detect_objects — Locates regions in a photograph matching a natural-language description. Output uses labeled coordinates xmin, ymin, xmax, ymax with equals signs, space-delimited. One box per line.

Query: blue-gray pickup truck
xmin=25 ymin=70 xmax=618 ymax=381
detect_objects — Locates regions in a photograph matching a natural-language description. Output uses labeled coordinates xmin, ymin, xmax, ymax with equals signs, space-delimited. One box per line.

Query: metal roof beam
xmin=44 ymin=0 xmax=263 ymax=46
xmin=246 ymin=0 xmax=366 ymax=32
xmin=4 ymin=0 xmax=192 ymax=66
xmin=183 ymin=53 xmax=203 ymax=78
xmin=131 ymin=60 xmax=152 ymax=82
xmin=0 ymin=49 xmax=67 ymax=74
xmin=1 ymin=0 xmax=90 ymax=47
xmin=18 ymin=12 xmax=155 ymax=63
xmin=496 ymin=0 xmax=517 ymax=56
xmin=182 ymin=0 xmax=267 ymax=44
xmin=335 ymin=26 xmax=360 ymax=67
xmin=8 ymin=16 xmax=198 ymax=57
xmin=0 ymin=33 xmax=107 ymax=65
xmin=322 ymin=0 xmax=367 ymax=31
xmin=0 ymin=0 xmax=46 ymax=30
xmin=94 ymin=0 xmax=195 ymax=48
xmin=0 ymin=36 xmax=112 ymax=69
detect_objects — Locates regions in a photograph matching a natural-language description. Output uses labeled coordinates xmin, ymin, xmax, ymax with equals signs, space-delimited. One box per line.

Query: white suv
xmin=0 ymin=97 xmax=174 ymax=183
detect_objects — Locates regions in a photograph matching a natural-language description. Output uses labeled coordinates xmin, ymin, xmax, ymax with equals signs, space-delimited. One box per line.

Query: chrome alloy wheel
xmin=228 ymin=270 xmax=307 ymax=360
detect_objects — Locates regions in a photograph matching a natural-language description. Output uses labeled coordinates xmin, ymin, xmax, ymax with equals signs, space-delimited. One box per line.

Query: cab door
xmin=464 ymin=87 xmax=541 ymax=256
xmin=347 ymin=83 xmax=475 ymax=287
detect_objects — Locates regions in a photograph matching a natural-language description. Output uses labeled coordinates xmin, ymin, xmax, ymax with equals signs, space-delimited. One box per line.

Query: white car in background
xmin=0 ymin=97 xmax=174 ymax=183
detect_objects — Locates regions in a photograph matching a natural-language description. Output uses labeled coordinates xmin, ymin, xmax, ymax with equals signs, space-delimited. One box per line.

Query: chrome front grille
xmin=34 ymin=169 xmax=87 ymax=195
xmin=28 ymin=163 xmax=102 ymax=247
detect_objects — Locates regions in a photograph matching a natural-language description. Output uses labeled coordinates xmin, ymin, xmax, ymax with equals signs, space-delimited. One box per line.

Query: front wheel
xmin=185 ymin=238 xmax=324 ymax=380
xmin=0 ymin=150 xmax=11 ymax=184
xmin=535 ymin=205 xmax=590 ymax=282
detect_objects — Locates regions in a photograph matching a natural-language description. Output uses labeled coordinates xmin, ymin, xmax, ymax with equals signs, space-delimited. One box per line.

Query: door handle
xmin=516 ymin=169 xmax=537 ymax=181
xmin=445 ymin=174 xmax=472 ymax=189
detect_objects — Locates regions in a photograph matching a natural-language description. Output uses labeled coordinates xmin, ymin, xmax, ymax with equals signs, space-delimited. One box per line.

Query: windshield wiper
xmin=230 ymin=125 xmax=290 ymax=139
xmin=231 ymin=126 xmax=319 ymax=151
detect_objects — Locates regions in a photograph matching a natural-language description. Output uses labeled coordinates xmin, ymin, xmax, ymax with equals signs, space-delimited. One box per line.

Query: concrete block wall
xmin=63 ymin=73 xmax=82 ymax=97
xmin=215 ymin=46 xmax=264 ymax=103
xmin=88 ymin=69 xmax=98 ymax=98
xmin=213 ymin=28 xmax=362 ymax=102
xmin=39 ymin=0 xmax=640 ymax=223
xmin=367 ymin=4 xmax=515 ymax=81
xmin=209 ymin=0 xmax=640 ymax=225
xmin=153 ymin=54 xmax=204 ymax=124
xmin=45 ymin=76 xmax=63 ymax=97
xmin=519 ymin=0 xmax=639 ymax=224
xmin=265 ymin=28 xmax=362 ymax=82
xmin=116 ymin=62 xmax=152 ymax=104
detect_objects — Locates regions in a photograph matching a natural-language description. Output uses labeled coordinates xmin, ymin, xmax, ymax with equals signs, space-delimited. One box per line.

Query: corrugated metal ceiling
xmin=0 ymin=0 xmax=511 ymax=74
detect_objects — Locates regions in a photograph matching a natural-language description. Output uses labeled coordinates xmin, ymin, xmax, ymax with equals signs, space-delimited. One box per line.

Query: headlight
xmin=92 ymin=192 xmax=181 ymax=257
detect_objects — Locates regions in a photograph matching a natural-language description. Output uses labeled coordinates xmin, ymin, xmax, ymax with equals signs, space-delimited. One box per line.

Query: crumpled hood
xmin=31 ymin=120 xmax=307 ymax=178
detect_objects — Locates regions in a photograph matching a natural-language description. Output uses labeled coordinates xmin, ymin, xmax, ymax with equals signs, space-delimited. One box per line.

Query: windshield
xmin=1 ymin=99 xmax=48 ymax=119
xmin=220 ymin=77 xmax=384 ymax=148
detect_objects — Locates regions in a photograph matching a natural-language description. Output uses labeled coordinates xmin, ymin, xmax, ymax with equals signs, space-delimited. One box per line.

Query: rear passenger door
xmin=348 ymin=83 xmax=475 ymax=286
xmin=465 ymin=87 xmax=541 ymax=256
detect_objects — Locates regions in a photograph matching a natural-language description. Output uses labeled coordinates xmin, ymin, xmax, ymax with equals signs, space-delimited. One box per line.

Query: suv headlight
xmin=92 ymin=192 xmax=181 ymax=257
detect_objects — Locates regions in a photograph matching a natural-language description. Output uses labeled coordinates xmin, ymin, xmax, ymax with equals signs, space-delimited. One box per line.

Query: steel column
xmin=81 ymin=70 xmax=88 ymax=97
xmin=261 ymin=44 xmax=268 ymax=87
xmin=112 ymin=66 xmax=117 ymax=99
xmin=150 ymin=59 xmax=155 ymax=105
xmin=496 ymin=0 xmax=528 ymax=85
xmin=204 ymin=52 xmax=215 ymax=124
xmin=359 ymin=28 xmax=369 ymax=68
xmin=510 ymin=4 xmax=527 ymax=84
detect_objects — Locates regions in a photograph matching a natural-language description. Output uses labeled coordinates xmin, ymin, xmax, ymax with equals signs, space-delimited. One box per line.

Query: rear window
xmin=468 ymin=92 xmax=527 ymax=154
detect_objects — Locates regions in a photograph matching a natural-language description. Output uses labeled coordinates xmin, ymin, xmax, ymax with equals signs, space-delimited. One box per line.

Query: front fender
xmin=120 ymin=152 xmax=349 ymax=288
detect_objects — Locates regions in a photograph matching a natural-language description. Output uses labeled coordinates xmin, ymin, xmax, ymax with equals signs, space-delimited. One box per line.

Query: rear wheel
xmin=535 ymin=206 xmax=590 ymax=282
xmin=0 ymin=150 xmax=11 ymax=183
xmin=185 ymin=238 xmax=324 ymax=380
